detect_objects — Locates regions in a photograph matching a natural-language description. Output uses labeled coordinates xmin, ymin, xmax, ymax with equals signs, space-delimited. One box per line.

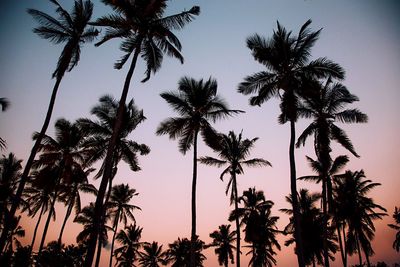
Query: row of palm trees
xmin=0 ymin=0 xmax=398 ymax=267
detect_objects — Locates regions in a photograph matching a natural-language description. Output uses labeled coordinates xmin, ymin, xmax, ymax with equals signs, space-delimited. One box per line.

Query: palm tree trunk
xmin=336 ymin=224 xmax=346 ymax=267
xmin=322 ymin=174 xmax=330 ymax=267
xmin=232 ymin=173 xmax=241 ymax=267
xmin=58 ymin=189 xmax=76 ymax=245
xmin=342 ymin=223 xmax=347 ymax=266
xmin=190 ymin=130 xmax=199 ymax=267
xmin=289 ymin=119 xmax=305 ymax=267
xmin=0 ymin=76 xmax=63 ymax=253
xmin=38 ymin=188 xmax=58 ymax=254
xmin=30 ymin=205 xmax=45 ymax=253
xmin=356 ymin=235 xmax=362 ymax=267
xmin=109 ymin=211 xmax=120 ymax=267
xmin=95 ymin=238 xmax=103 ymax=267
xmin=84 ymin=41 xmax=142 ymax=267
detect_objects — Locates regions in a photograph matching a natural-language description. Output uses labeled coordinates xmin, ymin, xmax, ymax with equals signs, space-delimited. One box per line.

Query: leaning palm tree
xmin=205 ymin=224 xmax=236 ymax=267
xmin=108 ymin=184 xmax=141 ymax=267
xmin=237 ymin=19 xmax=345 ymax=267
xmin=114 ymin=223 xmax=144 ymax=267
xmin=199 ymin=130 xmax=270 ymax=267
xmin=334 ymin=170 xmax=387 ymax=267
xmin=0 ymin=0 xmax=98 ymax=252
xmin=388 ymin=207 xmax=400 ymax=252
xmin=138 ymin=241 xmax=168 ymax=267
xmin=157 ymin=76 xmax=242 ymax=265
xmin=86 ymin=2 xmax=200 ymax=264
xmin=296 ymin=78 xmax=367 ymax=266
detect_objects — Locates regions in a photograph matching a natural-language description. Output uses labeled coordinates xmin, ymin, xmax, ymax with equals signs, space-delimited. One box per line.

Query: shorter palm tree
xmin=165 ymin=237 xmax=206 ymax=267
xmin=114 ymin=223 xmax=144 ymax=267
xmin=4 ymin=216 xmax=25 ymax=253
xmin=205 ymin=224 xmax=236 ymax=267
xmin=139 ymin=241 xmax=168 ymax=267
xmin=388 ymin=207 xmax=400 ymax=252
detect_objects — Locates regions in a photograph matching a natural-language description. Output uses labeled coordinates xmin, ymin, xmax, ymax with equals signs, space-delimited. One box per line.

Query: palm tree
xmin=139 ymin=241 xmax=168 ymax=267
xmin=388 ymin=207 xmax=400 ymax=252
xmin=205 ymin=224 xmax=236 ymax=267
xmin=199 ymin=130 xmax=270 ymax=267
xmin=108 ymin=184 xmax=141 ymax=267
xmin=57 ymin=167 xmax=97 ymax=245
xmin=296 ymin=78 xmax=367 ymax=266
xmin=0 ymin=98 xmax=10 ymax=150
xmin=237 ymin=19 xmax=345 ymax=267
xmin=157 ymin=76 xmax=242 ymax=265
xmin=0 ymin=0 xmax=98 ymax=252
xmin=334 ymin=170 xmax=387 ymax=267
xmin=281 ymin=189 xmax=337 ymax=267
xmin=114 ymin=223 xmax=144 ymax=267
xmin=4 ymin=216 xmax=25 ymax=254
xmin=165 ymin=237 xmax=206 ymax=267
xmin=32 ymin=118 xmax=90 ymax=254
xmin=86 ymin=2 xmax=200 ymax=264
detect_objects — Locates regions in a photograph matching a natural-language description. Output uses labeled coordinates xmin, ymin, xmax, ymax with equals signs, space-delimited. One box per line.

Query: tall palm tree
xmin=108 ymin=184 xmax=141 ymax=267
xmin=205 ymin=224 xmax=236 ymax=267
xmin=281 ymin=189 xmax=337 ymax=267
xmin=57 ymin=167 xmax=97 ymax=245
xmin=334 ymin=170 xmax=387 ymax=267
xmin=157 ymin=76 xmax=242 ymax=265
xmin=237 ymin=19 xmax=345 ymax=267
xmin=86 ymin=2 xmax=200 ymax=264
xmin=0 ymin=0 xmax=98 ymax=252
xmin=296 ymin=78 xmax=367 ymax=266
xmin=199 ymin=130 xmax=270 ymax=267
xmin=33 ymin=118 xmax=90 ymax=254
xmin=114 ymin=223 xmax=144 ymax=267
xmin=139 ymin=241 xmax=168 ymax=267
xmin=165 ymin=237 xmax=206 ymax=267
xmin=388 ymin=207 xmax=400 ymax=252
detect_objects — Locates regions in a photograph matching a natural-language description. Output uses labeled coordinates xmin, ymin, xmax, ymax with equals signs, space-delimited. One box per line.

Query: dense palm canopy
xmin=388 ymin=207 xmax=400 ymax=252
xmin=205 ymin=224 xmax=236 ymax=267
xmin=1 ymin=0 xmax=98 ymax=252
xmin=334 ymin=170 xmax=387 ymax=266
xmin=114 ymin=223 xmax=144 ymax=267
xmin=139 ymin=241 xmax=168 ymax=267
xmin=165 ymin=237 xmax=206 ymax=267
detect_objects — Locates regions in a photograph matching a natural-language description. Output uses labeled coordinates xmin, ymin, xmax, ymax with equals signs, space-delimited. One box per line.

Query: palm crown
xmin=28 ymin=0 xmax=98 ymax=79
xmin=93 ymin=0 xmax=200 ymax=81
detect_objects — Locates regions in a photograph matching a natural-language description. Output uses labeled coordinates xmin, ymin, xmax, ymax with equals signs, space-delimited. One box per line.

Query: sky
xmin=1 ymin=0 xmax=399 ymax=266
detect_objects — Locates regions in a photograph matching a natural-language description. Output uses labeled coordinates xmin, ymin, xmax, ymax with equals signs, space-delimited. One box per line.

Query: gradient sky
xmin=1 ymin=0 xmax=399 ymax=266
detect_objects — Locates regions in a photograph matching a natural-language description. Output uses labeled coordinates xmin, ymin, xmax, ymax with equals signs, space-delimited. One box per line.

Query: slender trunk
xmin=232 ymin=173 xmax=240 ymax=267
xmin=289 ymin=119 xmax=305 ymax=267
xmin=95 ymin=238 xmax=102 ymax=267
xmin=312 ymin=257 xmax=316 ymax=267
xmin=356 ymin=235 xmax=362 ymax=267
xmin=38 ymin=188 xmax=59 ymax=254
xmin=190 ymin=130 xmax=198 ymax=267
xmin=342 ymin=223 xmax=347 ymax=266
xmin=322 ymin=173 xmax=330 ymax=267
xmin=336 ymin=224 xmax=346 ymax=267
xmin=30 ymin=205 xmax=45 ymax=253
xmin=364 ymin=250 xmax=370 ymax=267
xmin=225 ymin=261 xmax=228 ymax=267
xmin=84 ymin=42 xmax=142 ymax=267
xmin=109 ymin=211 xmax=120 ymax=267
xmin=58 ymin=188 xmax=76 ymax=245
xmin=0 ymin=77 xmax=63 ymax=253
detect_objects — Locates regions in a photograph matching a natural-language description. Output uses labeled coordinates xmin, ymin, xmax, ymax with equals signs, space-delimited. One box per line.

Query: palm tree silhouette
xmin=237 ymin=19 xmax=345 ymax=267
xmin=334 ymin=170 xmax=387 ymax=267
xmin=86 ymin=2 xmax=199 ymax=264
xmin=388 ymin=207 xmax=400 ymax=252
xmin=205 ymin=224 xmax=236 ymax=267
xmin=107 ymin=184 xmax=141 ymax=267
xmin=57 ymin=167 xmax=97 ymax=245
xmin=139 ymin=241 xmax=168 ymax=267
xmin=4 ymin=216 xmax=25 ymax=254
xmin=199 ymin=130 xmax=270 ymax=267
xmin=281 ymin=189 xmax=337 ymax=267
xmin=114 ymin=223 xmax=144 ymax=267
xmin=157 ymin=76 xmax=242 ymax=265
xmin=0 ymin=0 xmax=98 ymax=252
xmin=165 ymin=237 xmax=206 ymax=267
xmin=0 ymin=98 xmax=10 ymax=150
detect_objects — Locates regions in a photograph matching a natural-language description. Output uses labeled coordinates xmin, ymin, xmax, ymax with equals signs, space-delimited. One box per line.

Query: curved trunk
xmin=38 ymin=188 xmax=58 ymax=254
xmin=289 ymin=119 xmax=305 ymax=267
xmin=84 ymin=41 xmax=142 ymax=267
xmin=30 ymin=205 xmax=45 ymax=253
xmin=0 ymin=76 xmax=63 ymax=253
xmin=109 ymin=211 xmax=120 ymax=267
xmin=190 ymin=130 xmax=199 ymax=267
xmin=58 ymin=187 xmax=77 ymax=244
xmin=232 ymin=173 xmax=241 ymax=267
